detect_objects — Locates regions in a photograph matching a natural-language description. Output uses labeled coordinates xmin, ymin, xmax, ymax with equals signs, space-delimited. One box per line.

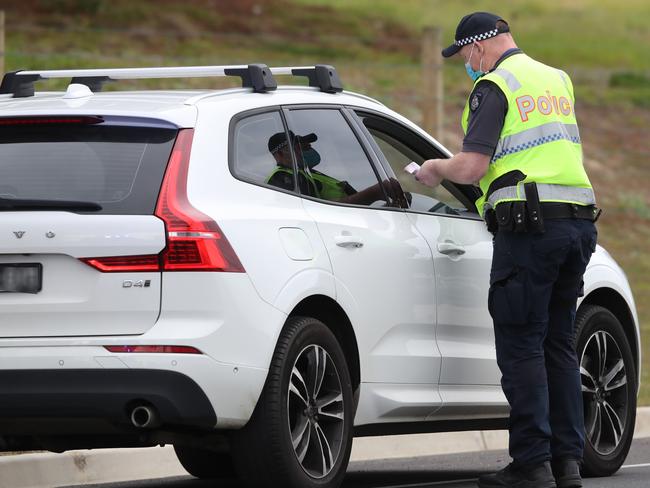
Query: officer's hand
xmin=416 ymin=159 xmax=444 ymax=188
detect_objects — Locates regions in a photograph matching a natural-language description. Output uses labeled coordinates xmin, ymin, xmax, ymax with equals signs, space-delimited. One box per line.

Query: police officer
xmin=415 ymin=12 xmax=599 ymax=488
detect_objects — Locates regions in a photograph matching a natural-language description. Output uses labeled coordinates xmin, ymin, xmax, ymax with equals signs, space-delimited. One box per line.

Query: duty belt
xmin=483 ymin=182 xmax=600 ymax=234
xmin=486 ymin=183 xmax=596 ymax=209
xmin=537 ymin=202 xmax=601 ymax=221
xmin=495 ymin=201 xmax=600 ymax=223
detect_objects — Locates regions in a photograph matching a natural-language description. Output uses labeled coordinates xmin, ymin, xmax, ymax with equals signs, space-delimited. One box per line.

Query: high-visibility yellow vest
xmin=461 ymin=53 xmax=594 ymax=216
xmin=266 ymin=167 xmax=320 ymax=197
xmin=267 ymin=167 xmax=350 ymax=201
xmin=311 ymin=171 xmax=349 ymax=200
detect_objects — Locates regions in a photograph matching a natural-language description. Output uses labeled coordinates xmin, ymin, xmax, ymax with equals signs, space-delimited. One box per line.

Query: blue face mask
xmin=465 ymin=63 xmax=483 ymax=82
xmin=465 ymin=44 xmax=484 ymax=82
xmin=302 ymin=148 xmax=321 ymax=169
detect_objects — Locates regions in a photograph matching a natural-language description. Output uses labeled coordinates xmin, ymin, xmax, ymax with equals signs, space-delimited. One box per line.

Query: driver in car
xmin=266 ymin=131 xmax=402 ymax=206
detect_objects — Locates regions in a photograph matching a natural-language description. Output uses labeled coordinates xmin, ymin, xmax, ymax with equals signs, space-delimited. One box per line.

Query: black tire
xmin=173 ymin=445 xmax=235 ymax=480
xmin=575 ymin=304 xmax=637 ymax=477
xmin=230 ymin=316 xmax=354 ymax=488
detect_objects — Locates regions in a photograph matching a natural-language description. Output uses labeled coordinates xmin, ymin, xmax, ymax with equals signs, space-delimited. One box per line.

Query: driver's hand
xmin=384 ymin=177 xmax=410 ymax=208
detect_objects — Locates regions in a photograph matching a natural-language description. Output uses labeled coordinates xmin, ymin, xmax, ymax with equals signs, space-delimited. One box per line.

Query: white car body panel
xmin=186 ymin=99 xmax=335 ymax=311
xmin=354 ymin=382 xmax=442 ymax=425
xmin=0 ymin=213 xmax=165 ymax=257
xmin=0 ymin=214 xmax=165 ymax=337
xmin=0 ymin=344 xmax=267 ymax=428
xmin=407 ymin=212 xmax=500 ymax=386
xmin=0 ymin=92 xmax=199 ymax=127
xmin=431 ymin=385 xmax=508 ymax=421
xmin=302 ymin=199 xmax=440 ymax=386
xmin=584 ymin=246 xmax=638 ymax=321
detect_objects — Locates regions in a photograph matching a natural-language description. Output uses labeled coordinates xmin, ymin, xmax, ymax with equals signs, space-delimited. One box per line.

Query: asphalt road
xmin=57 ymin=437 xmax=650 ymax=488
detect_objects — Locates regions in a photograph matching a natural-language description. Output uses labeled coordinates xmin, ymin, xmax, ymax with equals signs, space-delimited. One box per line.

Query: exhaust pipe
xmin=130 ymin=405 xmax=160 ymax=429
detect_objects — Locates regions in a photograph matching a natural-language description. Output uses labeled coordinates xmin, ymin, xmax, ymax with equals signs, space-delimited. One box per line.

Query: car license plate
xmin=0 ymin=263 xmax=43 ymax=294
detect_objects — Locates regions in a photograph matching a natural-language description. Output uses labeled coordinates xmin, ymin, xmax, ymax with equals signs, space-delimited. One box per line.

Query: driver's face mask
xmin=302 ymin=148 xmax=321 ymax=169
xmin=296 ymin=143 xmax=321 ymax=170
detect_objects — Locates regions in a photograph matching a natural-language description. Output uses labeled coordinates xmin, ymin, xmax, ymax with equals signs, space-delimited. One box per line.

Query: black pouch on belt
xmin=512 ymin=201 xmax=527 ymax=232
xmin=495 ymin=202 xmax=514 ymax=231
xmin=484 ymin=208 xmax=498 ymax=234
xmin=524 ymin=182 xmax=545 ymax=234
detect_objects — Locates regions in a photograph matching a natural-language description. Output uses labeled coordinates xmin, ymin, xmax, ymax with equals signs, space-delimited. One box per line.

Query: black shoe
xmin=552 ymin=459 xmax=582 ymax=488
xmin=477 ymin=461 xmax=557 ymax=488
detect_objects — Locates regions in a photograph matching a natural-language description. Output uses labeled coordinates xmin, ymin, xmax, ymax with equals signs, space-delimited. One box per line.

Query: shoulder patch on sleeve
xmin=470 ymin=91 xmax=483 ymax=112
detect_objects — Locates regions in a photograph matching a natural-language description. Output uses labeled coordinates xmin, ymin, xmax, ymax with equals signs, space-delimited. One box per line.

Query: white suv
xmin=0 ymin=64 xmax=640 ymax=488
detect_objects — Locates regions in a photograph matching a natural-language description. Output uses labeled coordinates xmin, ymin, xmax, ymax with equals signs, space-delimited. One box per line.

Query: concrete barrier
xmin=1 ymin=407 xmax=649 ymax=488
xmin=0 ymin=447 xmax=185 ymax=488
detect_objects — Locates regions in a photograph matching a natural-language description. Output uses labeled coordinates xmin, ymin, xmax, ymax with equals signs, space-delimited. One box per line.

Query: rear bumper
xmin=0 ymin=369 xmax=216 ymax=435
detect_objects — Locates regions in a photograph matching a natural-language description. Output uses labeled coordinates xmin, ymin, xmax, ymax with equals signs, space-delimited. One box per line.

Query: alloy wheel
xmin=580 ymin=330 xmax=629 ymax=456
xmin=287 ymin=344 xmax=345 ymax=479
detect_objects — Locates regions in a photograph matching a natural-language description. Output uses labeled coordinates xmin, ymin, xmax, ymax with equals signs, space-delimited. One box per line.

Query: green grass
xmin=295 ymin=0 xmax=650 ymax=107
xmin=617 ymin=193 xmax=650 ymax=220
xmin=295 ymin=0 xmax=650 ymax=68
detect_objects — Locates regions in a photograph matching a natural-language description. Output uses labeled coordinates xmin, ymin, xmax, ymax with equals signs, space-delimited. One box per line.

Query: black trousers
xmin=489 ymin=218 xmax=597 ymax=466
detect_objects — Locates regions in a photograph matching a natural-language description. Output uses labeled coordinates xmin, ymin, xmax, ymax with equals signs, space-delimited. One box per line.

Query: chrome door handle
xmin=437 ymin=242 xmax=466 ymax=256
xmin=334 ymin=235 xmax=364 ymax=249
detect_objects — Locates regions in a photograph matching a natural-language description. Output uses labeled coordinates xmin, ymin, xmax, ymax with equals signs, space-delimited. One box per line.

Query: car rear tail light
xmin=80 ymin=255 xmax=160 ymax=272
xmin=0 ymin=116 xmax=103 ymax=125
xmin=155 ymin=129 xmax=244 ymax=272
xmin=80 ymin=128 xmax=244 ymax=273
xmin=104 ymin=345 xmax=202 ymax=354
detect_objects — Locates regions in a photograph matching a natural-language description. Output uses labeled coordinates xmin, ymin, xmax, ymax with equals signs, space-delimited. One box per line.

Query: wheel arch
xmin=290 ymin=295 xmax=361 ymax=399
xmin=580 ymin=287 xmax=639 ymax=388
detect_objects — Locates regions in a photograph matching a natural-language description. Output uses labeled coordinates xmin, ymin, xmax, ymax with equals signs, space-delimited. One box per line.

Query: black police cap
xmin=268 ymin=131 xmax=318 ymax=154
xmin=442 ymin=12 xmax=510 ymax=58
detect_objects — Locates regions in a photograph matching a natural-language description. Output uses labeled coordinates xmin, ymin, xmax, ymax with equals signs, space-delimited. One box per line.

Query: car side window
xmin=356 ymin=112 xmax=478 ymax=215
xmin=284 ymin=108 xmax=389 ymax=207
xmin=231 ymin=110 xmax=296 ymax=192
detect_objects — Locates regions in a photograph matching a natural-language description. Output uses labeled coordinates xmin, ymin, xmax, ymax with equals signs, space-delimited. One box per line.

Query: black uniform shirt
xmin=462 ymin=48 xmax=523 ymax=157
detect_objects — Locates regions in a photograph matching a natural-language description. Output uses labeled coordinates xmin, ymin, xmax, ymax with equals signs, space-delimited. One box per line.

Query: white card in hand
xmin=404 ymin=162 xmax=420 ymax=174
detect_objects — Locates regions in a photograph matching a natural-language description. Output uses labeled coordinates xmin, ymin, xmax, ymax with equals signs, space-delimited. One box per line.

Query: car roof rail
xmin=270 ymin=65 xmax=343 ymax=94
xmin=0 ymin=64 xmax=278 ymax=97
xmin=0 ymin=64 xmax=345 ymax=98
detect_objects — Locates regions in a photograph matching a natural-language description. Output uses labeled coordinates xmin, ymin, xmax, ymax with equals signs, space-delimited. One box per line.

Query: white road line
xmin=621 ymin=462 xmax=650 ymax=469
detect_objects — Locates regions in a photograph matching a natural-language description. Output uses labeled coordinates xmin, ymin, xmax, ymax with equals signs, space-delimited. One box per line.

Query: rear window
xmin=0 ymin=116 xmax=177 ymax=214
